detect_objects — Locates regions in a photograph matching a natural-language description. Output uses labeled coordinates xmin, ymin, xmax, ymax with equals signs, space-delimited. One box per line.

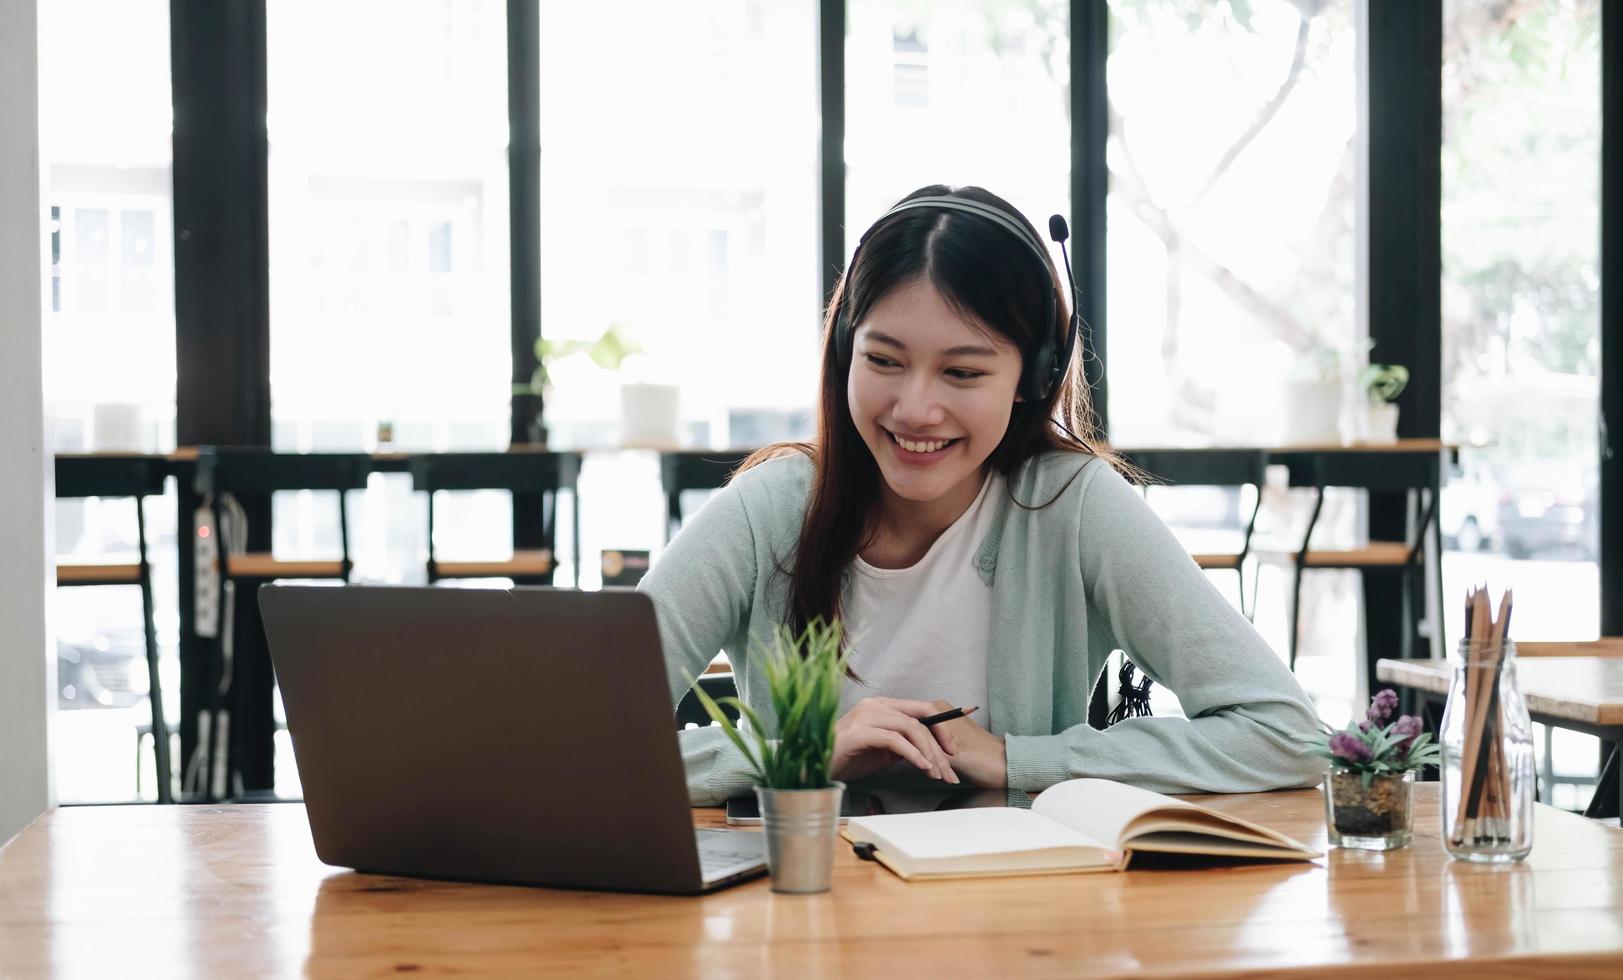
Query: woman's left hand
xmin=927 ymin=699 xmax=1007 ymax=787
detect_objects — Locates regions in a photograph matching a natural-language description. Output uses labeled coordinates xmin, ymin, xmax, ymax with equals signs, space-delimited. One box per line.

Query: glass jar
xmin=1440 ymin=639 xmax=1535 ymax=862
xmin=1324 ymin=769 xmax=1413 ymax=850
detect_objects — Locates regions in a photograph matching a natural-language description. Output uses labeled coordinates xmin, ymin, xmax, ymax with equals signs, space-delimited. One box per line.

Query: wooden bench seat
xmin=433 ymin=549 xmax=553 ymax=579
xmin=54 ymin=562 xmax=142 ymax=585
xmin=223 ymin=554 xmax=347 ymax=578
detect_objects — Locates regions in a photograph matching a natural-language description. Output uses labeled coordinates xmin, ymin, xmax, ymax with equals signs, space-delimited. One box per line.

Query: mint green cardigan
xmin=640 ymin=450 xmax=1324 ymax=804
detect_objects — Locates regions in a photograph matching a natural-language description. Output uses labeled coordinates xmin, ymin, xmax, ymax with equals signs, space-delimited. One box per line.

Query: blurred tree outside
xmin=1442 ymin=0 xmax=1600 ymax=482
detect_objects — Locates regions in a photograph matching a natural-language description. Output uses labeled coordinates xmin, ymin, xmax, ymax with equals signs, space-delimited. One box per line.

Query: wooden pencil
xmin=1458 ymin=588 xmax=1514 ymax=843
xmin=1453 ymin=589 xmax=1494 ymax=838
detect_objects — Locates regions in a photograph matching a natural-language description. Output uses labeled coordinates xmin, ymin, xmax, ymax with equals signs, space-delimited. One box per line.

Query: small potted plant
xmin=512 ymin=323 xmax=644 ymax=445
xmin=1303 ymin=689 xmax=1439 ymax=850
xmin=1358 ymin=363 xmax=1409 ymax=443
xmin=687 ymin=619 xmax=848 ymax=893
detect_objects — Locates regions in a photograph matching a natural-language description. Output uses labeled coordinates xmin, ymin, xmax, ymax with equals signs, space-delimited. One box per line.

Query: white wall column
xmin=0 ymin=0 xmax=54 ymax=847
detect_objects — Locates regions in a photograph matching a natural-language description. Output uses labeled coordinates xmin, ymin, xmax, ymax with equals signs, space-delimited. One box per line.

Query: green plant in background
xmin=511 ymin=322 xmax=643 ymax=396
xmin=684 ymin=619 xmax=848 ymax=790
xmin=1359 ymin=364 xmax=1410 ymax=404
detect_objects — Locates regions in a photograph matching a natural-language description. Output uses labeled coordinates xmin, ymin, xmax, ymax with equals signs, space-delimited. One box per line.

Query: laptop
xmin=258 ymin=583 xmax=767 ymax=894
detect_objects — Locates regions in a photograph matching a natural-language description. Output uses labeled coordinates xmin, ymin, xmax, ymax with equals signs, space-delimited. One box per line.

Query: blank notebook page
xmin=848 ymin=807 xmax=1109 ymax=858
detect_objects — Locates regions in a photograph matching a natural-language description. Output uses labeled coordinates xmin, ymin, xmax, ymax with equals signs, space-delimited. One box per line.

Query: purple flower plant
xmin=1303 ymin=689 xmax=1442 ymax=776
xmin=1329 ymin=732 xmax=1373 ymax=764
xmin=1390 ymin=714 xmax=1424 ymax=752
xmin=1366 ymin=688 xmax=1400 ymax=726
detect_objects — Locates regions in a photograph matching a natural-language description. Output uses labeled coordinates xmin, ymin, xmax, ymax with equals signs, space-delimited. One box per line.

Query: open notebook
xmin=840 ymin=778 xmax=1319 ymax=880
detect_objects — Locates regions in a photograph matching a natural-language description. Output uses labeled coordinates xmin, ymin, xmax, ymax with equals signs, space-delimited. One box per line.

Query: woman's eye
xmin=863 ymin=353 xmax=898 ymax=368
xmin=946 ymin=369 xmax=985 ymax=381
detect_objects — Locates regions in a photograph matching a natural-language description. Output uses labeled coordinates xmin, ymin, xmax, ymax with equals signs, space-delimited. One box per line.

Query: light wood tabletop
xmin=2 ymin=786 xmax=1622 ymax=978
xmin=1376 ymin=656 xmax=1623 ymax=727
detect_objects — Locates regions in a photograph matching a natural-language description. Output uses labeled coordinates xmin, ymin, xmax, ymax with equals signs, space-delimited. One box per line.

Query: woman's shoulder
xmin=1014 ymin=449 xmax=1132 ymax=505
xmin=724 ymin=448 xmax=815 ymax=526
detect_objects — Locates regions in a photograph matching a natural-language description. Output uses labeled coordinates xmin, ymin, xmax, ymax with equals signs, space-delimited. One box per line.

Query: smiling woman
xmin=640 ymin=185 xmax=1324 ymax=805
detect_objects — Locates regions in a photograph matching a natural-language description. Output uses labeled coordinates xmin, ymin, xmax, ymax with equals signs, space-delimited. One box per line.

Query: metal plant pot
xmin=754 ymin=782 xmax=845 ymax=893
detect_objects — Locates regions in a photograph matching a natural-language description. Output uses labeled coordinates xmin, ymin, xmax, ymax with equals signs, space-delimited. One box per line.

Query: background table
xmin=4 ymin=786 xmax=1622 ymax=977
xmin=1377 ymin=656 xmax=1623 ymax=820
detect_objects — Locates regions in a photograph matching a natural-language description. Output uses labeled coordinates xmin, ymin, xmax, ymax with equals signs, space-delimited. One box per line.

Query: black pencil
xmin=921 ymin=705 xmax=978 ymax=726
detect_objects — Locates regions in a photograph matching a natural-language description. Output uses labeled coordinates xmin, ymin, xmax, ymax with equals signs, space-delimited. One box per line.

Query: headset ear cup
xmin=1021 ymin=292 xmax=1060 ymax=402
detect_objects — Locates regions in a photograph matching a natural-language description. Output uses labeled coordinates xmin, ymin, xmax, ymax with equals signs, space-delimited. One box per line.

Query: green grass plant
xmin=684 ymin=619 xmax=848 ymax=790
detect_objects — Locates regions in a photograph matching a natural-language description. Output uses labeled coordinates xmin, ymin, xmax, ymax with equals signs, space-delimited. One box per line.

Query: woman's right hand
xmin=830 ymin=697 xmax=960 ymax=784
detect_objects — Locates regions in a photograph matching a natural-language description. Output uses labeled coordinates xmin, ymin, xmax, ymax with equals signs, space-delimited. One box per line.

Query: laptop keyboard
xmin=696 ymin=829 xmax=767 ymax=879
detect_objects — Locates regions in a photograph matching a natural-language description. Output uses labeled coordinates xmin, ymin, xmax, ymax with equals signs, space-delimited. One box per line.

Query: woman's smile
xmin=885 ymin=428 xmax=962 ymax=464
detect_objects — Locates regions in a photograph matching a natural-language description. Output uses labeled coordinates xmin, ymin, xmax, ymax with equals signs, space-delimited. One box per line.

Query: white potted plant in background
xmin=1282 ymin=346 xmax=1347 ymax=445
xmin=513 ymin=323 xmax=643 ymax=446
xmin=687 ymin=620 xmax=848 ymax=894
xmin=616 ymin=352 xmax=683 ymax=450
xmin=1359 ymin=363 xmax=1409 ymax=443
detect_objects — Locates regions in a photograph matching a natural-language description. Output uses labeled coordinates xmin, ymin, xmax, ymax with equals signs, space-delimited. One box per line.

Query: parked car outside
xmin=1494 ymin=464 xmax=1597 ymax=560
xmin=1441 ymin=456 xmax=1499 ymax=553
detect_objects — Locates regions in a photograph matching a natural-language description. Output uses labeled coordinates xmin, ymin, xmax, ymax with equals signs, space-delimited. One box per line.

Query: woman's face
xmin=847 ymin=279 xmax=1024 ymax=507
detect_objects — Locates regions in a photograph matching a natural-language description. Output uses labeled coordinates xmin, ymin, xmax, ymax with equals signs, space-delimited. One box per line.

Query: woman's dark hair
xmin=742 ymin=184 xmax=1121 ymax=638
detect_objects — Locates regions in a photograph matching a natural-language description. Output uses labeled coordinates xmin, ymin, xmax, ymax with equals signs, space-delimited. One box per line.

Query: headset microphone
xmin=1047 ymin=214 xmax=1081 ymax=397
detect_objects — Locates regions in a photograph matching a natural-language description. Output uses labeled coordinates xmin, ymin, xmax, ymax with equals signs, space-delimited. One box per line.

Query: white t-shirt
xmin=838 ymin=473 xmax=1003 ymax=715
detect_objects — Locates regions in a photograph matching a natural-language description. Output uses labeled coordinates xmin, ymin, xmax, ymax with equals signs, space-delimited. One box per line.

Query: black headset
xmin=834 ymin=195 xmax=1082 ymax=403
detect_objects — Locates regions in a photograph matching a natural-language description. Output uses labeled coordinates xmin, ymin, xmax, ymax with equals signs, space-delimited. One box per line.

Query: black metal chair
xmin=659 ymin=450 xmax=753 ymax=542
xmin=675 ymin=670 xmax=741 ymax=729
xmin=659 ymin=450 xmax=757 ymax=688
xmin=54 ymin=454 xmax=173 ymax=803
xmin=1122 ymin=449 xmax=1269 ymax=619
xmin=409 ymin=450 xmax=583 ymax=586
xmin=1275 ymin=451 xmax=1441 ymax=674
xmin=192 ymin=448 xmax=371 ymax=800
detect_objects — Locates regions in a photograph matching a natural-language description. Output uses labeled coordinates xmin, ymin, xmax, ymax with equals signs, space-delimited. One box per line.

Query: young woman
xmin=641 ymin=185 xmax=1321 ymax=805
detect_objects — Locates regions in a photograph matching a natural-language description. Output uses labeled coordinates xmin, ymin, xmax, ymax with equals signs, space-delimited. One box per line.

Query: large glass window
xmin=845 ymin=1 xmax=1070 ymax=271
xmin=41 ymin=0 xmax=176 ymax=453
xmin=1106 ymin=0 xmax=1357 ymax=447
xmin=1440 ymin=0 xmax=1601 ymax=808
xmin=537 ymin=2 xmax=821 ymax=586
xmin=40 ymin=0 xmax=180 ymax=803
xmin=268 ymin=0 xmax=511 ymax=457
xmin=1106 ymin=1 xmax=1360 ymax=723
xmin=267 ymin=0 xmax=512 ymax=590
xmin=537 ymin=1 xmax=820 ymax=455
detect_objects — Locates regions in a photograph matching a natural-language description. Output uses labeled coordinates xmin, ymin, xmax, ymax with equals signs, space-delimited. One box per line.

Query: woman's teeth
xmin=892 ymin=433 xmax=953 ymax=454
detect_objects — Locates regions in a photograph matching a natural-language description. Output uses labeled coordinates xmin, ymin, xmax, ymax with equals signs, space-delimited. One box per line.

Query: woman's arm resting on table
xmin=1006 ymin=463 xmax=1323 ymax=794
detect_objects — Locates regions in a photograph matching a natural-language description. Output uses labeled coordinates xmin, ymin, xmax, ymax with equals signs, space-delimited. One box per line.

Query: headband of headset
xmin=834 ymin=195 xmax=1079 ymax=402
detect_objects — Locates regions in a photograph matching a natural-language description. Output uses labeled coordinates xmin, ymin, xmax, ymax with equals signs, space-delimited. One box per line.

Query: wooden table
xmin=1376 ymin=656 xmax=1623 ymax=820
xmin=4 ymin=787 xmax=1622 ymax=978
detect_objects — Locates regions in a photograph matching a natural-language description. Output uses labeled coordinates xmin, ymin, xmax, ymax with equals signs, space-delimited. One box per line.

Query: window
xmin=846 ymin=1 xmax=1071 ymax=260
xmin=39 ymin=0 xmax=179 ymax=803
xmin=267 ymin=0 xmax=511 ymax=462
xmin=1106 ymin=0 xmax=1361 ymax=722
xmin=538 ymin=1 xmax=820 ymax=453
xmin=1106 ymin=0 xmax=1358 ymax=447
xmin=537 ymin=2 xmax=821 ymax=585
xmin=267 ymin=0 xmax=512 ymax=594
xmin=1440 ymin=0 xmax=1601 ymax=808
